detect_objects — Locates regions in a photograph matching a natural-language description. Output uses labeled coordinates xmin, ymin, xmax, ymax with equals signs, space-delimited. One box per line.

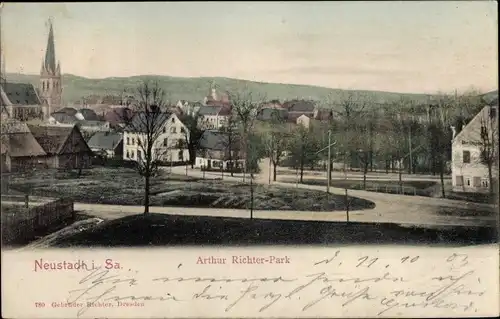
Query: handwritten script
xmin=66 ymin=251 xmax=487 ymax=317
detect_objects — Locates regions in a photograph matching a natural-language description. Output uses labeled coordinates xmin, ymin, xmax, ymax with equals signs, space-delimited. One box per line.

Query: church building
xmin=38 ymin=19 xmax=63 ymax=114
xmin=1 ymin=19 xmax=62 ymax=122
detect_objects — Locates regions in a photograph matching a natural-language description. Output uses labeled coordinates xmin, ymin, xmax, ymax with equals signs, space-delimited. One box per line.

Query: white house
xmin=194 ymin=130 xmax=245 ymax=170
xmin=296 ymin=114 xmax=314 ymax=128
xmin=123 ymin=112 xmax=190 ymax=164
xmin=197 ymin=106 xmax=232 ymax=130
xmin=451 ymin=104 xmax=498 ymax=193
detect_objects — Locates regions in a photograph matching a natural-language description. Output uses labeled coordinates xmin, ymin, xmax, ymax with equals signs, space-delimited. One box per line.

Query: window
xmin=126 ymin=151 xmax=130 ymax=158
xmin=180 ymin=127 xmax=185 ymax=133
xmin=163 ymin=138 xmax=168 ymax=146
xmin=137 ymin=150 xmax=142 ymax=161
xmin=178 ymin=150 xmax=184 ymax=161
xmin=132 ymin=138 xmax=135 ymax=145
xmin=130 ymin=150 xmax=135 ymax=159
xmin=137 ymin=139 xmax=141 ymax=146
xmin=172 ymin=117 xmax=175 ymax=123
xmin=473 ymin=176 xmax=481 ymax=187
xmin=465 ymin=176 xmax=471 ymax=187
xmin=170 ymin=127 xmax=177 ymax=133
xmin=481 ymin=178 xmax=489 ymax=188
xmin=47 ymin=82 xmax=51 ymax=90
xmin=163 ymin=127 xmax=167 ymax=133
xmin=126 ymin=137 xmax=130 ymax=145
xmin=462 ymin=150 xmax=471 ymax=163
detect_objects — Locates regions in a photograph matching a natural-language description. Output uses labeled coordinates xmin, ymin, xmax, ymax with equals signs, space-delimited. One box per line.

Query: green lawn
xmin=8 ymin=167 xmax=376 ymax=211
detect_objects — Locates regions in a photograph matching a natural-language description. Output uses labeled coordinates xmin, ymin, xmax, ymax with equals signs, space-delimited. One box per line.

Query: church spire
xmin=43 ymin=18 xmax=56 ymax=75
xmin=39 ymin=17 xmax=63 ymax=115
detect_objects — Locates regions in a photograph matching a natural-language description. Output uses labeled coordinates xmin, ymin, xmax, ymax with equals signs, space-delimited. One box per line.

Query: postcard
xmin=1 ymin=1 xmax=499 ymax=318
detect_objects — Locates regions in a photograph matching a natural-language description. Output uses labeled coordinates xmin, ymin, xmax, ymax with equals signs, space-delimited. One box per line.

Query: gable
xmin=87 ymin=132 xmax=123 ymax=150
xmin=28 ymin=125 xmax=72 ymax=154
xmin=453 ymin=105 xmax=497 ymax=147
xmin=4 ymin=132 xmax=47 ymax=158
xmin=163 ymin=113 xmax=189 ymax=132
xmin=59 ymin=127 xmax=92 ymax=155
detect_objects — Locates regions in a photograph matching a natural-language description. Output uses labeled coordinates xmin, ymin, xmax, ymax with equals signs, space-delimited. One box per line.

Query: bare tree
xmin=288 ymin=125 xmax=320 ymax=183
xmin=227 ymin=89 xmax=265 ymax=182
xmin=382 ymin=110 xmax=407 ymax=192
xmin=179 ymin=111 xmax=204 ymax=169
xmin=477 ymin=103 xmax=498 ymax=196
xmin=427 ymin=93 xmax=454 ymax=198
xmin=123 ymin=81 xmax=169 ymax=214
xmin=219 ymin=112 xmax=240 ymax=176
xmin=327 ymin=91 xmax=367 ymax=179
xmin=351 ymin=117 xmax=375 ymax=190
xmin=260 ymin=110 xmax=290 ymax=182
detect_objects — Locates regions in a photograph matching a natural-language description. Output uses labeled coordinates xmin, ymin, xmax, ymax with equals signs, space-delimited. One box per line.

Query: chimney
xmin=450 ymin=126 xmax=457 ymax=140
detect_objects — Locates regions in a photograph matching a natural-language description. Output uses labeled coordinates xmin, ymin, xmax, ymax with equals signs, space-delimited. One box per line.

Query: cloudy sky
xmin=1 ymin=1 xmax=497 ymax=94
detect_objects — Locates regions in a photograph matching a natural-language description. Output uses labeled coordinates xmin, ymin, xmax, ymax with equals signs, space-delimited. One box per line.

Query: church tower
xmin=39 ymin=19 xmax=62 ymax=117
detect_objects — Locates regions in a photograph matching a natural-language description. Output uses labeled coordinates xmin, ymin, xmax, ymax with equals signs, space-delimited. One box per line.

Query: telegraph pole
xmin=315 ymin=132 xmax=336 ymax=194
xmin=408 ymin=125 xmax=413 ymax=174
xmin=327 ymin=130 xmax=331 ymax=194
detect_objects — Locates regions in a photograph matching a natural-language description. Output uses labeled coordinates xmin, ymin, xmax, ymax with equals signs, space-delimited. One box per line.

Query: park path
xmin=168 ymin=164 xmax=493 ymax=211
xmin=73 ymin=163 xmax=496 ymax=228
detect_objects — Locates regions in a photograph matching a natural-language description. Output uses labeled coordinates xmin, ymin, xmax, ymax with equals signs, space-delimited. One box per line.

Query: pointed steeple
xmin=43 ymin=19 xmax=56 ymax=75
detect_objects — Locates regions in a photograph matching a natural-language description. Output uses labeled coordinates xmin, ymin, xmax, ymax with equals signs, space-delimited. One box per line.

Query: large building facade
xmin=39 ymin=20 xmax=63 ymax=116
xmin=123 ymin=112 xmax=190 ymax=164
xmin=451 ymin=103 xmax=498 ymax=193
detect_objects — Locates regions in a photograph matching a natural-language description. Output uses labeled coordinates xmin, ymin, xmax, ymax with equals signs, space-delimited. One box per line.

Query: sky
xmin=1 ymin=1 xmax=498 ymax=94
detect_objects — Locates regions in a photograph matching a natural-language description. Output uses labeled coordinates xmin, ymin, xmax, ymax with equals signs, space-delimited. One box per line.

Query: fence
xmin=1 ymin=195 xmax=74 ymax=244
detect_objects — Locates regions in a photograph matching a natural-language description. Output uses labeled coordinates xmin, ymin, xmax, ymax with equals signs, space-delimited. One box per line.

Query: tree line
xmin=122 ymin=81 xmax=497 ymax=213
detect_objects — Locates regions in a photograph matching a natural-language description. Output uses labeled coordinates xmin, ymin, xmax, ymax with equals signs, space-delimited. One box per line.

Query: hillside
xmin=6 ymin=73 xmax=432 ymax=107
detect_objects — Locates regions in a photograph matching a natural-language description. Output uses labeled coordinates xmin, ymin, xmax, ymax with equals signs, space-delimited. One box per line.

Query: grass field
xmin=8 ymin=167 xmax=376 ymax=211
xmin=29 ymin=213 xmax=497 ymax=248
xmin=280 ymin=177 xmax=439 ymax=196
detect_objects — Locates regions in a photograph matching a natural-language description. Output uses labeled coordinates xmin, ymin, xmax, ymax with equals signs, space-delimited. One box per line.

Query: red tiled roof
xmin=104 ymin=107 xmax=133 ymax=124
